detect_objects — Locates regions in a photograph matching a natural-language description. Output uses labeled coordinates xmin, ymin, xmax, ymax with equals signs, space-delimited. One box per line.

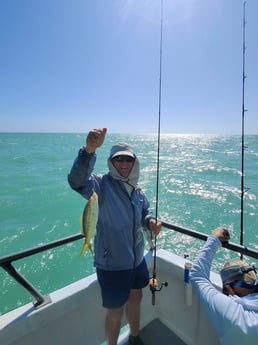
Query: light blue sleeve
xmin=67 ymin=148 xmax=101 ymax=199
xmin=190 ymin=236 xmax=242 ymax=339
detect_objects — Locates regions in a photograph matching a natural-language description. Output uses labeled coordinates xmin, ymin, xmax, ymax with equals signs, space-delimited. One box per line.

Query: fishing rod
xmin=149 ymin=0 xmax=168 ymax=305
xmin=240 ymin=1 xmax=248 ymax=257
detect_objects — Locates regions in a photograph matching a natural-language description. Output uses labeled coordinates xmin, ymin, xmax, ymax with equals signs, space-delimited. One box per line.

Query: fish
xmin=80 ymin=189 xmax=99 ymax=256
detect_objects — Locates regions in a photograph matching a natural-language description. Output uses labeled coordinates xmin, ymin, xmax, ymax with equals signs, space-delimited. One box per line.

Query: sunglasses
xmin=112 ymin=155 xmax=135 ymax=163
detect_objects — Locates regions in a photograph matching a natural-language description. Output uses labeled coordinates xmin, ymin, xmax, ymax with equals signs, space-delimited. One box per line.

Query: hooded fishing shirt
xmin=190 ymin=236 xmax=258 ymax=345
xmin=68 ymin=148 xmax=154 ymax=271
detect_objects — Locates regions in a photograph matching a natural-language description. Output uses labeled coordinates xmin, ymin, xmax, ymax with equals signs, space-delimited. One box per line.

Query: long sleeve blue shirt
xmin=190 ymin=236 xmax=258 ymax=344
xmin=68 ymin=148 xmax=154 ymax=271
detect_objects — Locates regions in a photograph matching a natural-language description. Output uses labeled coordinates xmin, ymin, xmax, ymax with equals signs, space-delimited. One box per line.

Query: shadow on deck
xmin=119 ymin=318 xmax=187 ymax=345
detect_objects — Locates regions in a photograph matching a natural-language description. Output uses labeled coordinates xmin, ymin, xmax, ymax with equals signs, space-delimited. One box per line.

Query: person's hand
xmin=149 ymin=219 xmax=162 ymax=236
xmin=211 ymin=227 xmax=230 ymax=243
xmin=85 ymin=128 xmax=107 ymax=153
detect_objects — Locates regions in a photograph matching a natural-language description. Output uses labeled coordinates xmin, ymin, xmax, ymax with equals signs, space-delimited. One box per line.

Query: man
xmin=190 ymin=226 xmax=258 ymax=344
xmin=68 ymin=128 xmax=161 ymax=345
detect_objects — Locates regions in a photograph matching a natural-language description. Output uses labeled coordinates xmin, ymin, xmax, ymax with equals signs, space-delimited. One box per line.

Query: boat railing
xmin=0 ymin=233 xmax=84 ymax=309
xmin=1 ymin=222 xmax=257 ymax=309
xmin=162 ymin=221 xmax=258 ymax=259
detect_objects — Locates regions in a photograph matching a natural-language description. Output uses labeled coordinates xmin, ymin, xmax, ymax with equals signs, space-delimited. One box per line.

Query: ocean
xmin=1 ymin=132 xmax=257 ymax=315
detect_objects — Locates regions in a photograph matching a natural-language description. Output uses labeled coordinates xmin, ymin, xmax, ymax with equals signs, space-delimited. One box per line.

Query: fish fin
xmin=80 ymin=241 xmax=89 ymax=257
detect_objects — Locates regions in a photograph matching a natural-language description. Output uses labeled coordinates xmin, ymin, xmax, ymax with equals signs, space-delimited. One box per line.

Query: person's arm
xmin=190 ymin=228 xmax=238 ymax=338
xmin=67 ymin=148 xmax=96 ymax=193
xmin=191 ymin=226 xmax=229 ymax=285
xmin=141 ymin=192 xmax=162 ymax=237
xmin=67 ymin=128 xmax=107 ymax=196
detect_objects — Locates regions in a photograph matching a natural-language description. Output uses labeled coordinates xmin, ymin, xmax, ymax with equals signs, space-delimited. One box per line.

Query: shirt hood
xmin=107 ymin=156 xmax=140 ymax=188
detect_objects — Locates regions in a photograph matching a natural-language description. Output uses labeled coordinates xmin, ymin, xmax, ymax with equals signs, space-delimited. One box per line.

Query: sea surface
xmin=1 ymin=132 xmax=257 ymax=315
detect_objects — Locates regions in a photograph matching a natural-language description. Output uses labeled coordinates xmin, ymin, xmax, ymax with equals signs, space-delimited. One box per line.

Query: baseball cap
xmin=110 ymin=142 xmax=135 ymax=159
xmin=220 ymin=260 xmax=257 ymax=286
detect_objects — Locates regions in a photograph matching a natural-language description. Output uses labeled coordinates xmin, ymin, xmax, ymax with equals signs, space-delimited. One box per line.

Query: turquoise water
xmin=1 ymin=133 xmax=257 ymax=314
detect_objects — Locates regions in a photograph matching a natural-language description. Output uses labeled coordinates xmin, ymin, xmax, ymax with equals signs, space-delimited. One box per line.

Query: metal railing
xmin=162 ymin=222 xmax=258 ymax=259
xmin=1 ymin=222 xmax=257 ymax=309
xmin=0 ymin=233 xmax=83 ymax=308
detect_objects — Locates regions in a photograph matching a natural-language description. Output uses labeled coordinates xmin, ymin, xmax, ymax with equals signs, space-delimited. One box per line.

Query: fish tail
xmin=80 ymin=241 xmax=89 ymax=257
xmin=88 ymin=243 xmax=94 ymax=256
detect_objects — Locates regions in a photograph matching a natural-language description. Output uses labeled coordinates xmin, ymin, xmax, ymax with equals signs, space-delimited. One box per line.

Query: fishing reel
xmin=149 ymin=277 xmax=168 ymax=292
xmin=149 ymin=277 xmax=168 ymax=293
xmin=149 ymin=277 xmax=168 ymax=306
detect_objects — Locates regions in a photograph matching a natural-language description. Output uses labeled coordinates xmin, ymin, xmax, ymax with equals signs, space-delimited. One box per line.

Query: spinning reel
xmin=149 ymin=277 xmax=168 ymax=305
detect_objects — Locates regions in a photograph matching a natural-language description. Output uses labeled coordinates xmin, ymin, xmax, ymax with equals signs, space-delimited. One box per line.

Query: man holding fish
xmin=68 ymin=128 xmax=162 ymax=345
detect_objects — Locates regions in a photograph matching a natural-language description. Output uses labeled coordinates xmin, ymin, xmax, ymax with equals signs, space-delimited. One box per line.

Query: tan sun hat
xmin=110 ymin=142 xmax=135 ymax=159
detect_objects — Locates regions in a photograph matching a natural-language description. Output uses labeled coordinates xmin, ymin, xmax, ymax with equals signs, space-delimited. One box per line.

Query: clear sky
xmin=0 ymin=0 xmax=257 ymax=134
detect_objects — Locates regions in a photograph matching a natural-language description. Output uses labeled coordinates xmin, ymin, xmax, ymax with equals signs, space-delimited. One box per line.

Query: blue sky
xmin=0 ymin=0 xmax=257 ymax=134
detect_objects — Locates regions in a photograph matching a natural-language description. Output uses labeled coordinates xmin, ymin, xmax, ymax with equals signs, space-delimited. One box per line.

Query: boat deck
xmin=119 ymin=318 xmax=187 ymax=345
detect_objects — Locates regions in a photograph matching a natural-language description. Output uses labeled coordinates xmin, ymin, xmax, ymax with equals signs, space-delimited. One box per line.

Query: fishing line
xmin=149 ymin=0 xmax=168 ymax=306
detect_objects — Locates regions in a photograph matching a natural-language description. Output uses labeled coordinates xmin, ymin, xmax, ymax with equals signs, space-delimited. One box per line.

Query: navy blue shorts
xmin=96 ymin=259 xmax=149 ymax=309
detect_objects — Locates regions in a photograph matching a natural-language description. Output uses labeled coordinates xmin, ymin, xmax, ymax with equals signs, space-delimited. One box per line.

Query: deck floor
xmin=119 ymin=318 xmax=187 ymax=345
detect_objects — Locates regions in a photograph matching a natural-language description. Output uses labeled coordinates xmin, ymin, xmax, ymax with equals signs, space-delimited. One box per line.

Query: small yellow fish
xmin=80 ymin=189 xmax=99 ymax=256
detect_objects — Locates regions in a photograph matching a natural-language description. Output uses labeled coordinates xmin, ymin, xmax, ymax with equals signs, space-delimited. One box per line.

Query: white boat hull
xmin=0 ymin=249 xmax=220 ymax=345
